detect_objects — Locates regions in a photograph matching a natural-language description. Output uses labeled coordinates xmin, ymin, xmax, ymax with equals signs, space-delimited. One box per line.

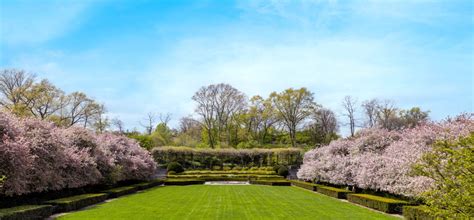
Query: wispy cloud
xmin=0 ymin=0 xmax=92 ymax=45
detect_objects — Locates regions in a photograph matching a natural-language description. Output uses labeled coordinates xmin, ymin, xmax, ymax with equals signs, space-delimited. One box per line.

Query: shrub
xmin=290 ymin=180 xmax=317 ymax=191
xmin=0 ymin=205 xmax=54 ymax=220
xmin=151 ymin=146 xmax=303 ymax=169
xmin=250 ymin=180 xmax=291 ymax=186
xmin=317 ymin=186 xmax=352 ymax=199
xmin=411 ymin=134 xmax=474 ymax=218
xmin=403 ymin=206 xmax=435 ymax=220
xmin=164 ymin=179 xmax=205 ymax=185
xmin=347 ymin=194 xmax=409 ymax=214
xmin=167 ymin=162 xmax=184 ymax=173
xmin=46 ymin=193 xmax=108 ymax=213
xmin=273 ymin=165 xmax=282 ymax=173
xmin=277 ymin=166 xmax=289 ymax=177
xmin=102 ymin=186 xmax=137 ymax=198
xmin=232 ymin=166 xmax=242 ymax=170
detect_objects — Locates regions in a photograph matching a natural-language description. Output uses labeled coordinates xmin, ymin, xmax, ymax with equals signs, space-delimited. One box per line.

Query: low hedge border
xmin=164 ymin=179 xmax=205 ymax=186
xmin=45 ymin=193 xmax=108 ymax=213
xmin=317 ymin=185 xmax=352 ymax=199
xmin=102 ymin=186 xmax=137 ymax=198
xmin=167 ymin=174 xmax=281 ymax=179
xmin=180 ymin=170 xmax=276 ymax=175
xmin=290 ymin=180 xmax=318 ymax=191
xmin=0 ymin=205 xmax=54 ymax=220
xmin=403 ymin=206 xmax=435 ymax=220
xmin=130 ymin=179 xmax=164 ymax=191
xmin=250 ymin=180 xmax=291 ymax=186
xmin=347 ymin=194 xmax=409 ymax=214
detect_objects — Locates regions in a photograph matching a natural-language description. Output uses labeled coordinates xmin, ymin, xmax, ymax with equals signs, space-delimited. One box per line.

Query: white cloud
xmin=0 ymin=1 xmax=92 ymax=45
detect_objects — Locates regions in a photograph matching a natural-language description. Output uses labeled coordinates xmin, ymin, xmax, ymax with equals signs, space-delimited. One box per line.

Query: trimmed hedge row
xmin=179 ymin=170 xmax=276 ymax=175
xmin=290 ymin=180 xmax=318 ymax=191
xmin=131 ymin=181 xmax=162 ymax=191
xmin=45 ymin=193 xmax=108 ymax=213
xmin=164 ymin=179 xmax=205 ymax=186
xmin=317 ymin=186 xmax=352 ymax=199
xmin=403 ymin=206 xmax=435 ymax=220
xmin=0 ymin=205 xmax=54 ymax=220
xmin=347 ymin=194 xmax=409 ymax=214
xmin=290 ymin=180 xmax=352 ymax=199
xmin=250 ymin=180 xmax=291 ymax=186
xmin=167 ymin=174 xmax=281 ymax=179
xmin=102 ymin=186 xmax=137 ymax=198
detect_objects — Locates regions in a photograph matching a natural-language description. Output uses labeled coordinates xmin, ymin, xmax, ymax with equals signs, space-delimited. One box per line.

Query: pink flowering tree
xmin=297 ymin=114 xmax=474 ymax=198
xmin=0 ymin=111 xmax=157 ymax=196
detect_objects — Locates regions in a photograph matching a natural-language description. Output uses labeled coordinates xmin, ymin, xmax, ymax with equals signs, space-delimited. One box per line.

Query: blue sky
xmin=0 ymin=0 xmax=473 ymax=133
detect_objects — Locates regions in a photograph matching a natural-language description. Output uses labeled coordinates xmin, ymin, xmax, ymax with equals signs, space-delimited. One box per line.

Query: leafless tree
xmin=0 ymin=69 xmax=35 ymax=110
xmin=60 ymin=92 xmax=98 ymax=127
xmin=342 ymin=95 xmax=357 ymax=137
xmin=308 ymin=107 xmax=338 ymax=145
xmin=376 ymin=100 xmax=399 ymax=130
xmin=361 ymin=98 xmax=380 ymax=128
xmin=112 ymin=117 xmax=125 ymax=134
xmin=193 ymin=85 xmax=217 ymax=148
xmin=159 ymin=113 xmax=172 ymax=126
xmin=140 ymin=112 xmax=157 ymax=135
xmin=212 ymin=84 xmax=247 ymax=145
xmin=313 ymin=108 xmax=338 ymax=135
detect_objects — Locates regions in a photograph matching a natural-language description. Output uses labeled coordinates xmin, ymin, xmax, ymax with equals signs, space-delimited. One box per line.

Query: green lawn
xmin=58 ymin=185 xmax=400 ymax=220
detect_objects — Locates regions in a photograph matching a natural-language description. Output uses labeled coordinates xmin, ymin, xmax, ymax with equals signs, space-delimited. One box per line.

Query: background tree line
xmin=133 ymin=83 xmax=429 ymax=150
xmin=1 ymin=69 xmax=429 ymax=150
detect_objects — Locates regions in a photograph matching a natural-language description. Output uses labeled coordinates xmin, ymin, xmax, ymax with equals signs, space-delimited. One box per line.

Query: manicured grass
xmin=58 ymin=185 xmax=399 ymax=220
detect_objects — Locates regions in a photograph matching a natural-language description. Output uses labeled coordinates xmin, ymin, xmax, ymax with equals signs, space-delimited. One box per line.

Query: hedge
xmin=129 ymin=179 xmax=164 ymax=191
xmin=167 ymin=174 xmax=280 ymax=179
xmin=0 ymin=205 xmax=54 ymax=220
xmin=179 ymin=170 xmax=276 ymax=175
xmin=45 ymin=193 xmax=108 ymax=213
xmin=250 ymin=180 xmax=291 ymax=186
xmin=347 ymin=194 xmax=409 ymax=213
xmin=152 ymin=146 xmax=303 ymax=169
xmin=102 ymin=186 xmax=137 ymax=198
xmin=317 ymin=186 xmax=353 ymax=199
xmin=403 ymin=206 xmax=435 ymax=220
xmin=164 ymin=179 xmax=205 ymax=186
xmin=290 ymin=180 xmax=318 ymax=191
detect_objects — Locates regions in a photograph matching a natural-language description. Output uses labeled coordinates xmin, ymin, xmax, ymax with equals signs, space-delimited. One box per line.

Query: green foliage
xmin=412 ymin=133 xmax=474 ymax=218
xmin=317 ymin=185 xmax=353 ymax=199
xmin=403 ymin=206 xmax=435 ymax=220
xmin=163 ymin=179 xmax=205 ymax=185
xmin=46 ymin=193 xmax=108 ymax=213
xmin=167 ymin=162 xmax=184 ymax=173
xmin=277 ymin=166 xmax=289 ymax=177
xmin=290 ymin=180 xmax=318 ymax=191
xmin=347 ymin=194 xmax=409 ymax=213
xmin=152 ymin=146 xmax=303 ymax=169
xmin=0 ymin=205 xmax=54 ymax=220
xmin=151 ymin=123 xmax=173 ymax=146
xmin=249 ymin=180 xmax=291 ymax=186
xmin=128 ymin=134 xmax=154 ymax=150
